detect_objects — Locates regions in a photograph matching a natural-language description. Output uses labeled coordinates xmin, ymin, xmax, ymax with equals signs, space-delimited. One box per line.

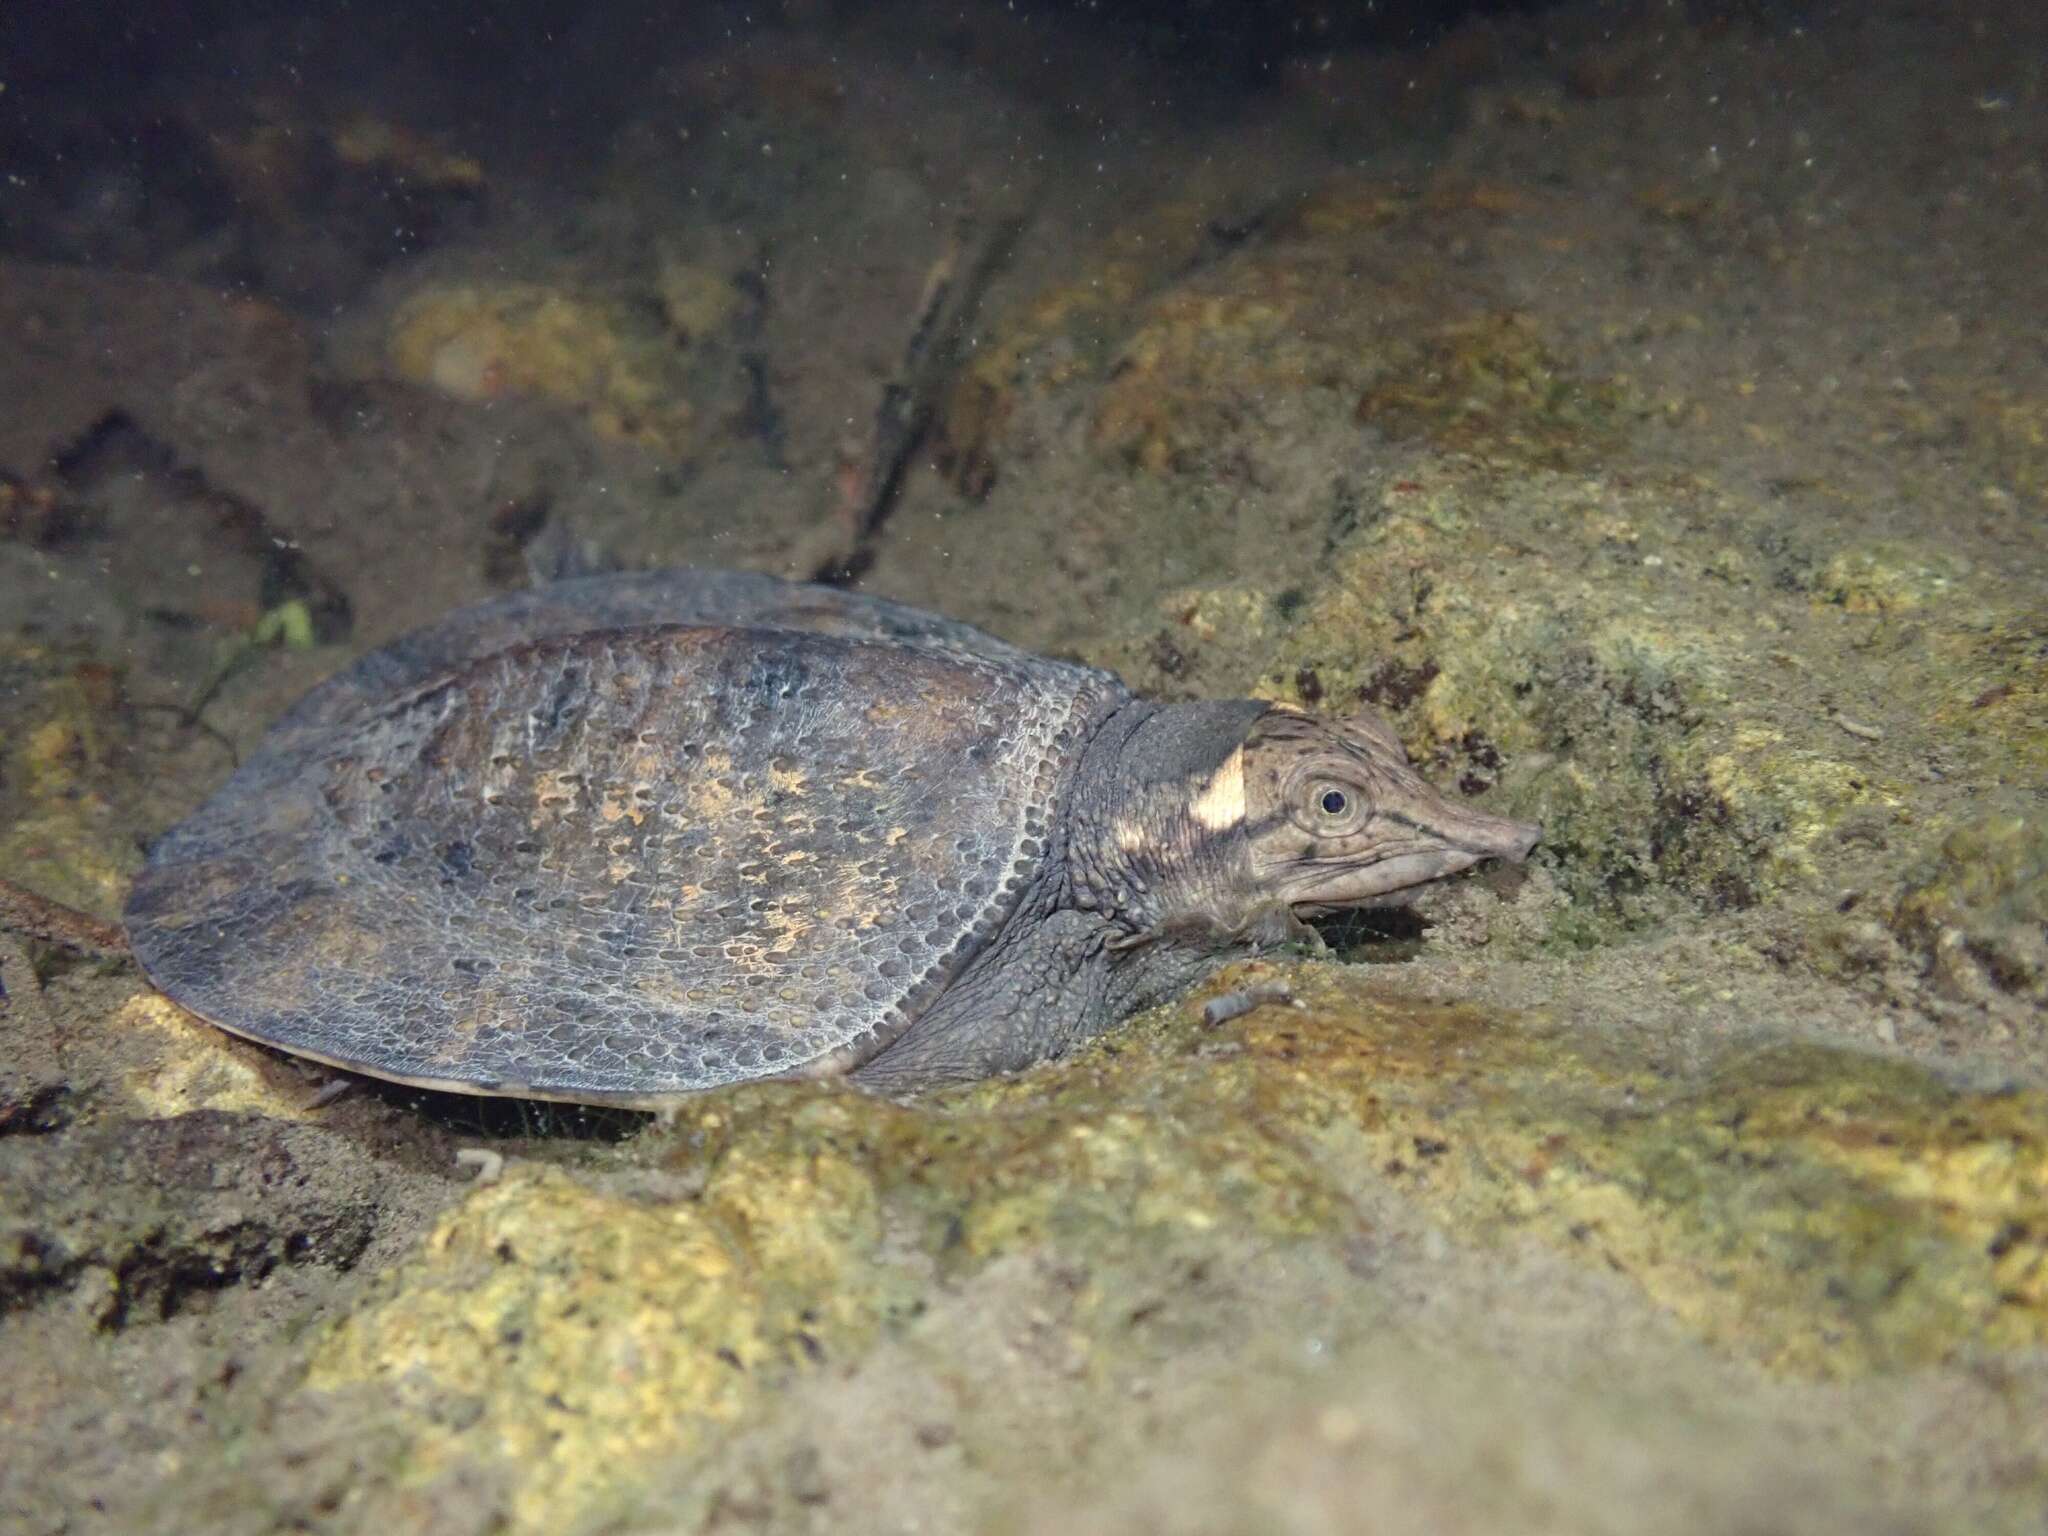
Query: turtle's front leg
xmin=850 ymin=909 xmax=1216 ymax=1092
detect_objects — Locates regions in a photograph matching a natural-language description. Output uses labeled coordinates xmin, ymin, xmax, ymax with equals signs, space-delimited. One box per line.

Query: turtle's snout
xmin=1464 ymin=809 xmax=1541 ymax=863
xmin=1509 ymin=819 xmax=1542 ymax=861
xmin=1415 ymin=791 xmax=1541 ymax=867
xmin=1238 ymin=705 xmax=1541 ymax=913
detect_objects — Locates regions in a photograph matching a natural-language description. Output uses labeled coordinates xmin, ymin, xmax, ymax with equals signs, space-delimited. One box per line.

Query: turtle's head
xmin=1068 ymin=698 xmax=1537 ymax=947
xmin=1240 ymin=705 xmax=1540 ymax=912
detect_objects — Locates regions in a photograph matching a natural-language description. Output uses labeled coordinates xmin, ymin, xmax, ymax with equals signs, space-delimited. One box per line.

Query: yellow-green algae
xmin=387 ymin=281 xmax=712 ymax=459
xmin=0 ymin=646 xmax=137 ymax=916
xmin=1235 ymin=469 xmax=1909 ymax=930
xmin=307 ymin=1154 xmax=901 ymax=1530
xmin=113 ymin=992 xmax=320 ymax=1123
xmin=1351 ymin=308 xmax=1635 ymax=471
xmin=938 ymin=173 xmax=1623 ymax=488
xmin=302 ymin=963 xmax=2046 ymax=1531
xmin=946 ymin=181 xmax=2044 ymax=960
xmin=1923 ymin=610 xmax=2048 ymax=783
xmin=1967 ymin=386 xmax=2048 ymax=508
xmin=937 ymin=193 xmax=1276 ymax=486
xmin=1817 ymin=541 xmax=1971 ymax=615
xmin=1200 ymin=455 xmax=2048 ymax=969
xmin=1894 ymin=813 xmax=2048 ymax=1008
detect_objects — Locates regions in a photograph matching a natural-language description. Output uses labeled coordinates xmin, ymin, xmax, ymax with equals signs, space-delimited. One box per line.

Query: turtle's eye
xmin=1299 ymin=778 xmax=1367 ymax=835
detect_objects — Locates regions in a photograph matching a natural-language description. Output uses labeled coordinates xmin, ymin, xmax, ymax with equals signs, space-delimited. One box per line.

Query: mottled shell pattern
xmin=125 ymin=572 xmax=1121 ymax=1102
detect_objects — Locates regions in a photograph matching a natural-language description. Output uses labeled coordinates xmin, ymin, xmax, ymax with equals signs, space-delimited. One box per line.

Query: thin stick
xmin=0 ymin=875 xmax=128 ymax=955
xmin=809 ymin=199 xmax=1036 ymax=583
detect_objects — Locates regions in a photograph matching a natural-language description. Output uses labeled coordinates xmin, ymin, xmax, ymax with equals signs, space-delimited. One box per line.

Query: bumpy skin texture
xmin=851 ymin=907 xmax=1215 ymax=1089
xmin=127 ymin=587 xmax=1119 ymax=1102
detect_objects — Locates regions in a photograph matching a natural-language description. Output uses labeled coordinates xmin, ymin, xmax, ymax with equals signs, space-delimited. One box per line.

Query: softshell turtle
xmin=124 ymin=569 xmax=1539 ymax=1103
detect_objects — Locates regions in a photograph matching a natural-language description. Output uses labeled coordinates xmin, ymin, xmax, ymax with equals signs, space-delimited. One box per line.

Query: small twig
xmin=809 ymin=198 xmax=1037 ymax=583
xmin=0 ymin=875 xmax=128 ymax=955
xmin=1202 ymin=981 xmax=1305 ymax=1028
xmin=305 ymin=1077 xmax=356 ymax=1110
xmin=456 ymin=1147 xmax=506 ymax=1184
xmin=812 ymin=231 xmax=965 ymax=577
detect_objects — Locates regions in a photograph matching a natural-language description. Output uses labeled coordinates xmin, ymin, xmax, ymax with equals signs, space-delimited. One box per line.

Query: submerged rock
xmin=271 ymin=962 xmax=2045 ymax=1530
xmin=387 ymin=282 xmax=708 ymax=460
xmin=1894 ymin=813 xmax=2048 ymax=1011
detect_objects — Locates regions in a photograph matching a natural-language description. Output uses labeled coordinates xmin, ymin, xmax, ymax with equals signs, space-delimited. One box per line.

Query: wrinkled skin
xmin=858 ymin=695 xmax=1539 ymax=1089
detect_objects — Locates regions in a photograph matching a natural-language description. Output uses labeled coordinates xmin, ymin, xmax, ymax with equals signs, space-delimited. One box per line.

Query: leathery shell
xmin=125 ymin=574 xmax=1118 ymax=1103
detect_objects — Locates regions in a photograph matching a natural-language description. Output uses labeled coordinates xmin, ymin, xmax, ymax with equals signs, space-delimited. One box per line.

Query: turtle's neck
xmin=1060 ymin=697 xmax=1271 ymax=941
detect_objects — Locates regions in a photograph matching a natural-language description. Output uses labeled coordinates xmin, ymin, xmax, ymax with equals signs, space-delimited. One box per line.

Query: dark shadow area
xmin=343 ymin=1072 xmax=655 ymax=1143
xmin=1313 ymin=905 xmax=1431 ymax=964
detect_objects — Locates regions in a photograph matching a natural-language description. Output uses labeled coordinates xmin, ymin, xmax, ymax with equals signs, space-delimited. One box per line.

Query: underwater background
xmin=2 ymin=1 xmax=2045 ymax=1531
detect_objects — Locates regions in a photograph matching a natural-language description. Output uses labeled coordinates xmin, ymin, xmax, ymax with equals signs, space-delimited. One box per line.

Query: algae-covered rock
xmin=115 ymin=993 xmax=322 ymax=1124
xmin=304 ymin=1155 xmax=903 ymax=1533
xmin=1 ymin=1110 xmax=387 ymax=1329
xmin=1925 ymin=612 xmax=2048 ymax=783
xmin=938 ymin=176 xmax=1553 ymax=494
xmin=935 ymin=196 xmax=1247 ymax=491
xmin=331 ymin=115 xmax=484 ymax=192
xmin=1894 ymin=813 xmax=2048 ymax=1010
xmin=1818 ymin=542 xmax=1971 ymax=615
xmin=270 ymin=962 xmax=2046 ymax=1531
xmin=0 ymin=646 xmax=139 ymax=917
xmin=388 ymin=282 xmax=706 ymax=459
xmin=1236 ymin=471 xmax=1922 ymax=936
xmin=204 ymin=102 xmax=483 ymax=216
xmin=655 ymin=256 xmax=744 ymax=344
xmin=1351 ymin=308 xmax=1634 ymax=471
xmin=939 ymin=170 xmax=1639 ymax=491
xmin=1971 ymin=387 xmax=2048 ymax=508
